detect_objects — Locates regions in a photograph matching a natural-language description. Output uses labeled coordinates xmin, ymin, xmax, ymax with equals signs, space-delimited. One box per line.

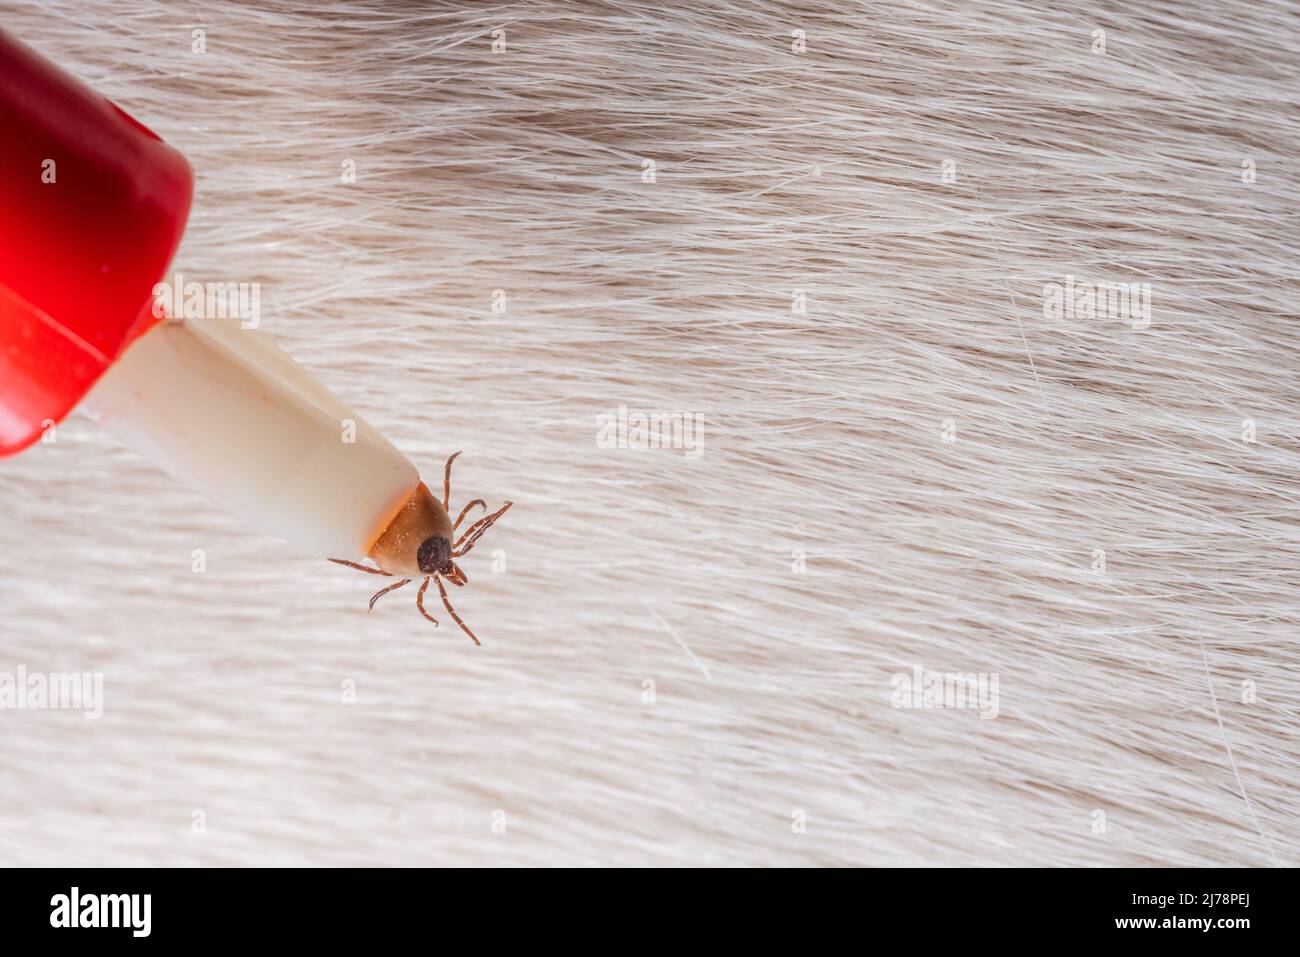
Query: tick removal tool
xmin=0 ymin=30 xmax=511 ymax=643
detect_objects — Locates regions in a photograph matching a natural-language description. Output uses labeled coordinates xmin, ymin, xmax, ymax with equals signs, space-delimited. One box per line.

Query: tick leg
xmin=330 ymin=558 xmax=392 ymax=576
xmin=416 ymin=577 xmax=439 ymax=627
xmin=368 ymin=578 xmax=411 ymax=611
xmin=442 ymin=450 xmax=463 ymax=511
xmin=454 ymin=507 xmax=500 ymax=549
xmin=436 ymin=574 xmax=481 ymax=646
xmin=453 ymin=501 xmax=513 ymax=557
xmin=453 ymin=499 xmax=486 ymax=531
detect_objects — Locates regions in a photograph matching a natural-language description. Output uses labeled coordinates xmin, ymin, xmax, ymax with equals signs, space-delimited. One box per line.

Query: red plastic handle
xmin=0 ymin=28 xmax=192 ymax=456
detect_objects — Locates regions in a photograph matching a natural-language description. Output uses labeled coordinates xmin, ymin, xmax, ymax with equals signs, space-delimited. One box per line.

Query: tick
xmin=330 ymin=451 xmax=512 ymax=645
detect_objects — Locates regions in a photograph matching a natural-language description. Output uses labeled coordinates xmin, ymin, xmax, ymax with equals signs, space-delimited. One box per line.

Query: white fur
xmin=1 ymin=0 xmax=1297 ymax=866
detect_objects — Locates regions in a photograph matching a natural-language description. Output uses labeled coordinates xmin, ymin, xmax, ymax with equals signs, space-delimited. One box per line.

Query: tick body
xmin=330 ymin=452 xmax=512 ymax=645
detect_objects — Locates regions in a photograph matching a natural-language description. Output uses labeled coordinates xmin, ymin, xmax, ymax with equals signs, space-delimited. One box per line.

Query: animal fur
xmin=1 ymin=0 xmax=1297 ymax=866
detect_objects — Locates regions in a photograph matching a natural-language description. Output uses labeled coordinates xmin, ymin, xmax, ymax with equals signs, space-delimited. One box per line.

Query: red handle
xmin=0 ymin=28 xmax=192 ymax=456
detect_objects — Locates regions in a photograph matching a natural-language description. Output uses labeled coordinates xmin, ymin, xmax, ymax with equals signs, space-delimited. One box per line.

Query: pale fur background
xmin=1 ymin=0 xmax=1297 ymax=867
